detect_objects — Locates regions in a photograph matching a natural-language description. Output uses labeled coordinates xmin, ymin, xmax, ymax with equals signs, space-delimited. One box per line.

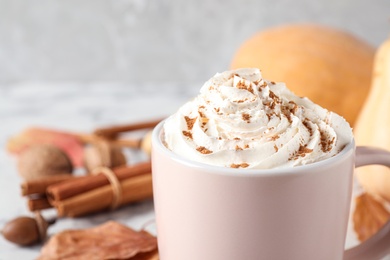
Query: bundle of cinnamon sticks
xmin=18 ymin=119 xmax=163 ymax=217
xmin=21 ymin=162 xmax=153 ymax=217
xmin=22 ymin=174 xmax=76 ymax=211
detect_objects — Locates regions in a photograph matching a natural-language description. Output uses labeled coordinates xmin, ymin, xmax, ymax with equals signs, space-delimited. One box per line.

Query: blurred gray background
xmin=0 ymin=0 xmax=389 ymax=85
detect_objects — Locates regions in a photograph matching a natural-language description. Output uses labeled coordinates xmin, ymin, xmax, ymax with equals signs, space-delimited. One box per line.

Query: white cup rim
xmin=152 ymin=120 xmax=356 ymax=177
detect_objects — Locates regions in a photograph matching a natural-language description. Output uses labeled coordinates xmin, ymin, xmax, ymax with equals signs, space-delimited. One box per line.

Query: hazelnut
xmin=84 ymin=140 xmax=126 ymax=172
xmin=1 ymin=212 xmax=52 ymax=246
xmin=140 ymin=130 xmax=153 ymax=156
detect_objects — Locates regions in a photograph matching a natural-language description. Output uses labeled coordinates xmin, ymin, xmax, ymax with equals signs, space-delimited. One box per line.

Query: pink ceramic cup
xmin=152 ymin=120 xmax=390 ymax=260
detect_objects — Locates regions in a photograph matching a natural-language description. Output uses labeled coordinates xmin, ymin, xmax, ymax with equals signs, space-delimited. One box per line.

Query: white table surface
xmin=0 ymin=83 xmax=387 ymax=259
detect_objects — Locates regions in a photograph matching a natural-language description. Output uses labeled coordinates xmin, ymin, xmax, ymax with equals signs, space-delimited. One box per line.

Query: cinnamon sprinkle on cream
xmin=236 ymin=80 xmax=255 ymax=94
xmin=289 ymin=101 xmax=298 ymax=114
xmin=281 ymin=107 xmax=292 ymax=123
xmin=320 ymin=131 xmax=335 ymax=152
xmin=299 ymin=145 xmax=313 ymax=154
xmin=242 ymin=113 xmax=251 ymax=123
xmin=290 ymin=145 xmax=313 ymax=160
xmin=269 ymin=90 xmax=277 ymax=100
xmin=259 ymin=81 xmax=267 ymax=88
xmin=269 ymin=90 xmax=281 ymax=104
xmin=182 ymin=130 xmax=193 ymax=139
xmin=230 ymin=163 xmax=250 ymax=168
xmin=198 ymin=110 xmax=206 ymax=118
xmin=302 ymin=119 xmax=313 ymax=136
xmin=235 ymin=98 xmax=251 ymax=103
xmin=196 ymin=146 xmax=213 ymax=154
xmin=184 ymin=116 xmax=197 ymax=130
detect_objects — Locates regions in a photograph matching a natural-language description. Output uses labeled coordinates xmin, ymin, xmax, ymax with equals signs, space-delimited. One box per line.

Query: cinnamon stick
xmin=28 ymin=197 xmax=52 ymax=211
xmin=54 ymin=173 xmax=153 ymax=217
xmin=21 ymin=174 xmax=76 ymax=196
xmin=93 ymin=118 xmax=162 ymax=139
xmin=76 ymin=133 xmax=142 ymax=149
xmin=47 ymin=162 xmax=151 ymax=202
xmin=111 ymin=138 xmax=142 ymax=149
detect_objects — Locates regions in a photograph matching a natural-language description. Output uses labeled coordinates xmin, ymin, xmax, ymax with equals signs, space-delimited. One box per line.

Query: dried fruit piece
xmin=353 ymin=192 xmax=390 ymax=242
xmin=7 ymin=128 xmax=84 ymax=167
xmin=37 ymin=221 xmax=157 ymax=260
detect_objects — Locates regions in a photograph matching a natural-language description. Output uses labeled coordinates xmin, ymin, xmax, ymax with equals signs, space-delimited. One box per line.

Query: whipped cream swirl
xmin=163 ymin=68 xmax=352 ymax=169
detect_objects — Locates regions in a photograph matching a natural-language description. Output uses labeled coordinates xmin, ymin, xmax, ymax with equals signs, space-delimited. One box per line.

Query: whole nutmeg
xmin=84 ymin=141 xmax=126 ymax=172
xmin=18 ymin=144 xmax=73 ymax=181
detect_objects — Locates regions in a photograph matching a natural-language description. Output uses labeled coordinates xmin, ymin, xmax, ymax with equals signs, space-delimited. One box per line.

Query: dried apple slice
xmin=7 ymin=128 xmax=84 ymax=167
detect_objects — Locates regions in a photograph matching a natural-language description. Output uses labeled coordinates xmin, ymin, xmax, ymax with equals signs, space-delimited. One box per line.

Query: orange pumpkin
xmin=231 ymin=24 xmax=375 ymax=125
xmin=354 ymin=36 xmax=390 ymax=202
